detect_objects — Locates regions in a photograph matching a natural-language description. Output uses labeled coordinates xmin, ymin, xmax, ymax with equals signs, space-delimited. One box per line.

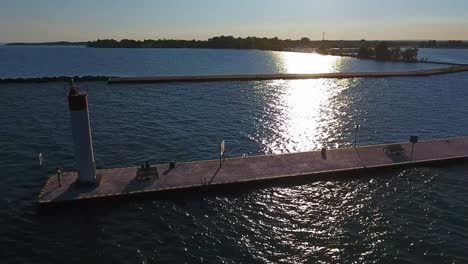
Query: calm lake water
xmin=1 ymin=47 xmax=468 ymax=263
xmin=0 ymin=46 xmax=456 ymax=78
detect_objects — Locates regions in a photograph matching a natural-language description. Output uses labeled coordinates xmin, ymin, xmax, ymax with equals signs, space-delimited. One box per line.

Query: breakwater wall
xmin=108 ymin=66 xmax=468 ymax=84
xmin=0 ymin=75 xmax=110 ymax=84
xmin=2 ymin=66 xmax=468 ymax=84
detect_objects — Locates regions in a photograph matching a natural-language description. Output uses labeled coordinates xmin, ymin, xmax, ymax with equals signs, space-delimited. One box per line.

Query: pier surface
xmin=108 ymin=66 xmax=468 ymax=84
xmin=39 ymin=137 xmax=468 ymax=205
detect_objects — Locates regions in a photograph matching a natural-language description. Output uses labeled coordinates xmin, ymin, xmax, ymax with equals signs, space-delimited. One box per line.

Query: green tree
xmin=357 ymin=45 xmax=374 ymax=59
xmin=390 ymin=47 xmax=402 ymax=61
xmin=401 ymin=48 xmax=419 ymax=62
xmin=374 ymin=42 xmax=391 ymax=61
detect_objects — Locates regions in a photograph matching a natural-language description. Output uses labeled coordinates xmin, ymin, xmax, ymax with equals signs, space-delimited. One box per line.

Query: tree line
xmin=357 ymin=42 xmax=419 ymax=62
xmin=86 ymin=36 xmax=426 ymax=51
xmin=86 ymin=36 xmax=317 ymax=50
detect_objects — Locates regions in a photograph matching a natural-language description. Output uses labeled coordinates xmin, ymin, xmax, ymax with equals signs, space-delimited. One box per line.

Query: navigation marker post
xmin=38 ymin=153 xmax=43 ymax=166
xmin=220 ymin=140 xmax=225 ymax=167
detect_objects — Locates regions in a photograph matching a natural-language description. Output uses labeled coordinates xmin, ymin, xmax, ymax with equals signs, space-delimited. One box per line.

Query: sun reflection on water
xmin=243 ymin=51 xmax=379 ymax=262
xmin=253 ymin=52 xmax=359 ymax=154
xmin=275 ymin=51 xmax=338 ymax=74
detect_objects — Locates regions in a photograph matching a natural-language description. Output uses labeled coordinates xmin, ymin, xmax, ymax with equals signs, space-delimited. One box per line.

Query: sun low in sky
xmin=1 ymin=0 xmax=467 ymax=42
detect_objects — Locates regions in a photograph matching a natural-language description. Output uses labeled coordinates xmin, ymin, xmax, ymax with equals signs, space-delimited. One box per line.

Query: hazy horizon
xmin=3 ymin=38 xmax=468 ymax=44
xmin=2 ymin=0 xmax=468 ymax=43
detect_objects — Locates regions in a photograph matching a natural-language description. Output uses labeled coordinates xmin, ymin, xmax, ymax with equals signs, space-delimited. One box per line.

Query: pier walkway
xmin=108 ymin=66 xmax=468 ymax=84
xmin=39 ymin=137 xmax=468 ymax=205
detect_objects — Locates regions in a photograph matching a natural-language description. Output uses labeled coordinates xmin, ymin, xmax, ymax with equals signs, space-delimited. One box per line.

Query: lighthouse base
xmin=75 ymin=174 xmax=101 ymax=187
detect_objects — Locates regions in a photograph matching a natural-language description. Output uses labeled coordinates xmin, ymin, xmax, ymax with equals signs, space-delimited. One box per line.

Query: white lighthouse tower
xmin=68 ymin=80 xmax=97 ymax=184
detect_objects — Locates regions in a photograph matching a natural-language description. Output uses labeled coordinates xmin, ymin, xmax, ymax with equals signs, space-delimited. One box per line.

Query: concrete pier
xmin=107 ymin=66 xmax=468 ymax=84
xmin=38 ymin=137 xmax=468 ymax=206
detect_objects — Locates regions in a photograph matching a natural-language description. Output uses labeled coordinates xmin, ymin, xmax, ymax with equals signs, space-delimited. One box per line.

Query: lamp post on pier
xmin=353 ymin=124 xmax=360 ymax=147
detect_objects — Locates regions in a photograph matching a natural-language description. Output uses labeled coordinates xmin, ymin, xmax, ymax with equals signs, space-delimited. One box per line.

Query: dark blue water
xmin=1 ymin=47 xmax=468 ymax=263
xmin=419 ymin=49 xmax=468 ymax=64
xmin=0 ymin=46 xmax=450 ymax=78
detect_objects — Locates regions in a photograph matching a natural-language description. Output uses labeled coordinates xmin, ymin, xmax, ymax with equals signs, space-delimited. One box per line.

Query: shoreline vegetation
xmin=84 ymin=37 xmax=467 ymax=63
xmin=6 ymin=37 xmax=467 ymax=50
xmin=89 ymin=37 xmax=421 ymax=63
xmin=84 ymin=36 xmax=468 ymax=49
xmin=357 ymin=42 xmax=419 ymax=62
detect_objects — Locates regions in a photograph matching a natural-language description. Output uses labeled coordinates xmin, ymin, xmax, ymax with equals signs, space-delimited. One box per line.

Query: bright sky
xmin=1 ymin=0 xmax=467 ymax=42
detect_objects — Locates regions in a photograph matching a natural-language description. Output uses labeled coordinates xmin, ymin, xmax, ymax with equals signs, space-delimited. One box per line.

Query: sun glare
xmin=255 ymin=52 xmax=353 ymax=154
xmin=275 ymin=51 xmax=337 ymax=74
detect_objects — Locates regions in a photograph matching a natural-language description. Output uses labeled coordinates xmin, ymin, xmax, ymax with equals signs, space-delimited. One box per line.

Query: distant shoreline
xmin=4 ymin=43 xmax=468 ymax=50
xmin=5 ymin=37 xmax=468 ymax=50
xmin=85 ymin=37 xmax=468 ymax=50
xmin=5 ymin=41 xmax=87 ymax=46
